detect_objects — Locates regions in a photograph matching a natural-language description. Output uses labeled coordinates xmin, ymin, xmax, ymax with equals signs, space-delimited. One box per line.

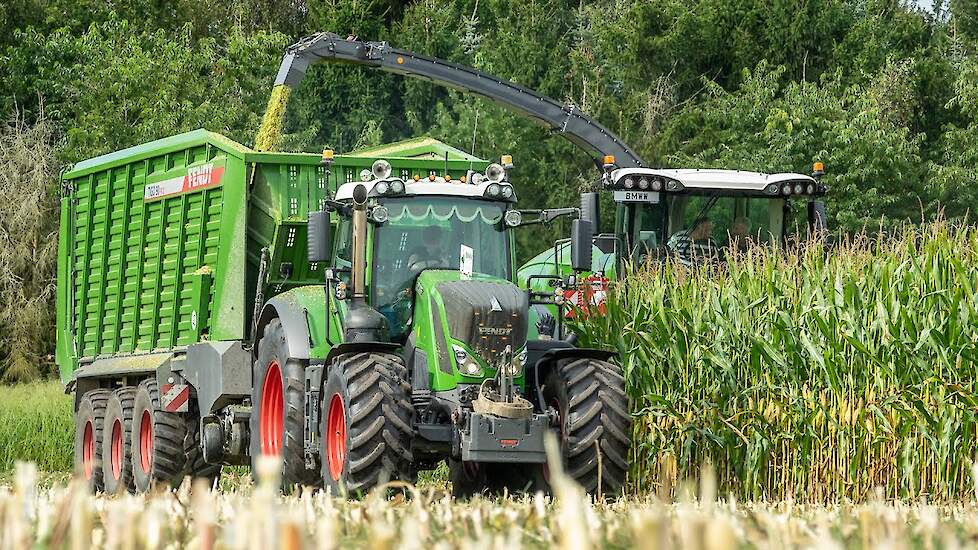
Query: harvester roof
xmin=607 ymin=167 xmax=825 ymax=198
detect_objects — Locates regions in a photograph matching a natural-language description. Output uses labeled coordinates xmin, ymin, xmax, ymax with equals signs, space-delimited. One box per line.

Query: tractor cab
xmin=605 ymin=166 xmax=829 ymax=267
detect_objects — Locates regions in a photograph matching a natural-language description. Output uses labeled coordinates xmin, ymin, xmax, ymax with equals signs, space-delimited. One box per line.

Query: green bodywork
xmin=56 ymin=129 xmax=490 ymax=382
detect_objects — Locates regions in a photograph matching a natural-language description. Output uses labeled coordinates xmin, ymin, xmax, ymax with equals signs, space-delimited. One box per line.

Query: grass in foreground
xmin=0 ymin=382 xmax=72 ymax=474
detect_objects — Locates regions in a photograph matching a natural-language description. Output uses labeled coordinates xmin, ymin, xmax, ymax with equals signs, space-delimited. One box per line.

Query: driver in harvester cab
xmin=727 ymin=216 xmax=751 ymax=252
xmin=668 ymin=216 xmax=719 ymax=262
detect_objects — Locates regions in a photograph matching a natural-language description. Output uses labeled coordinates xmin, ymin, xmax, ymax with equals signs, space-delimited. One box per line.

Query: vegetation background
xmin=0 ymin=0 xmax=974 ymax=383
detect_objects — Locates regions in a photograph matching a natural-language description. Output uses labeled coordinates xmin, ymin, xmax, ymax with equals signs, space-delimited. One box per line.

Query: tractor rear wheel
xmin=132 ymin=379 xmax=188 ymax=493
xmin=250 ymin=319 xmax=318 ymax=490
xmin=101 ymin=387 xmax=136 ymax=495
xmin=320 ymin=352 xmax=414 ymax=496
xmin=542 ymin=358 xmax=631 ymax=496
xmin=74 ymin=389 xmax=110 ymax=493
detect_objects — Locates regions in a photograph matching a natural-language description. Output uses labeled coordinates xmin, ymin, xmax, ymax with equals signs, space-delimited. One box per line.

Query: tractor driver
xmin=408 ymin=225 xmax=452 ymax=273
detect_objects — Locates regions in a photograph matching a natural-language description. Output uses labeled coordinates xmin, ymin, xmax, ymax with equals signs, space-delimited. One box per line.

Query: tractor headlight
xmin=500 ymin=185 xmax=514 ymax=200
xmin=651 ymin=178 xmax=662 ymax=191
xmin=794 ymin=183 xmax=803 ymax=194
xmin=486 ymin=183 xmax=502 ymax=198
xmin=390 ymin=179 xmax=405 ymax=194
xmin=453 ymin=345 xmax=468 ymax=364
xmin=806 ymin=183 xmax=815 ymax=194
xmin=623 ymin=177 xmax=635 ymax=189
xmin=370 ymin=205 xmax=389 ymax=223
xmin=638 ymin=177 xmax=650 ymax=190
xmin=360 ymin=169 xmax=373 ymax=182
xmin=504 ymin=210 xmax=523 ymax=227
xmin=782 ymin=185 xmax=792 ymax=196
xmin=375 ymin=181 xmax=390 ymax=195
xmin=765 ymin=183 xmax=780 ymax=195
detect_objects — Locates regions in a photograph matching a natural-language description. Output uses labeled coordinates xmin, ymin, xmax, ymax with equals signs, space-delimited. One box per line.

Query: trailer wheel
xmin=132 ymin=379 xmax=188 ymax=493
xmin=102 ymin=387 xmax=137 ymax=495
xmin=320 ymin=352 xmax=414 ymax=496
xmin=250 ymin=319 xmax=317 ymax=490
xmin=542 ymin=358 xmax=631 ymax=496
xmin=74 ymin=389 xmax=111 ymax=493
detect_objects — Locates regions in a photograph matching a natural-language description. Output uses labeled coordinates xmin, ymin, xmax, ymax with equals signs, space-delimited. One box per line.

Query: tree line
xmin=0 ymin=0 xmax=974 ymax=380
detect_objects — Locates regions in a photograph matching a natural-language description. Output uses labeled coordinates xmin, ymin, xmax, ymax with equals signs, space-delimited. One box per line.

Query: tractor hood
xmin=417 ymin=271 xmax=528 ymax=367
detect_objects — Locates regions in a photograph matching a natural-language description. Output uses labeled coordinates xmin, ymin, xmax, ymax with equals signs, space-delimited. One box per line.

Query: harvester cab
xmin=600 ymin=163 xmax=830 ymax=269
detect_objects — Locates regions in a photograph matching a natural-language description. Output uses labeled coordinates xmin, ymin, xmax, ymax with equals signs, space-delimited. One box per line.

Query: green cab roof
xmin=65 ymin=130 xmax=488 ymax=180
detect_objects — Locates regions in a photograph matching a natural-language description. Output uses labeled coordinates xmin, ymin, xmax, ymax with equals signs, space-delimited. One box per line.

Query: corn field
xmin=576 ymin=222 xmax=978 ymax=502
xmin=6 ymin=458 xmax=978 ymax=549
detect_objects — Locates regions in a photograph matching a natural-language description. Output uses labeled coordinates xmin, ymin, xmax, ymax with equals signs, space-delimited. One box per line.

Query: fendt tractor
xmin=58 ymin=131 xmax=630 ymax=496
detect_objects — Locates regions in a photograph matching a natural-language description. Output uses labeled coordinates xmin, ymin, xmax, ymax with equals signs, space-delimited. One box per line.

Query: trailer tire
xmin=321 ymin=352 xmax=414 ymax=496
xmin=132 ymin=379 xmax=188 ymax=493
xmin=250 ymin=319 xmax=317 ymax=491
xmin=542 ymin=358 xmax=631 ymax=496
xmin=74 ymin=389 xmax=111 ymax=493
xmin=102 ymin=387 xmax=137 ymax=495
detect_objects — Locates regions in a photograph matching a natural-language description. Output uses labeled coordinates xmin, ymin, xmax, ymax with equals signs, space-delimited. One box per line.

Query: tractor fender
xmin=255 ymin=295 xmax=313 ymax=360
xmin=525 ymin=341 xmax=617 ymax=410
xmin=323 ymin=342 xmax=401 ymax=369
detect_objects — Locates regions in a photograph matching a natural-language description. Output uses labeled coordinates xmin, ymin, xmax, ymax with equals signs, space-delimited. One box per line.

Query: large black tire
xmin=250 ymin=319 xmax=318 ymax=490
xmin=101 ymin=387 xmax=136 ymax=495
xmin=132 ymin=379 xmax=188 ymax=493
xmin=74 ymin=389 xmax=110 ymax=493
xmin=542 ymin=358 xmax=631 ymax=496
xmin=320 ymin=352 xmax=414 ymax=496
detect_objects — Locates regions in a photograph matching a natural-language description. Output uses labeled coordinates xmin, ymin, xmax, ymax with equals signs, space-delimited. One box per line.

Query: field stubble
xmin=3 ymin=458 xmax=978 ymax=549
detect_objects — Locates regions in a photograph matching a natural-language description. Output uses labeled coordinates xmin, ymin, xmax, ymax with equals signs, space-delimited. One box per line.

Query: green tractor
xmin=273 ymin=157 xmax=631 ymax=495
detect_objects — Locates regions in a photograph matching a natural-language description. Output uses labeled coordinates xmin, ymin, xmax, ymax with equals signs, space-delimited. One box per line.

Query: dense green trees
xmin=0 ymin=0 xmax=975 ymax=379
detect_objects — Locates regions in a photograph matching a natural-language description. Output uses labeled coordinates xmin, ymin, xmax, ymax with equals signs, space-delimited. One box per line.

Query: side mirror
xmin=580 ymin=192 xmax=600 ymax=229
xmin=570 ymin=219 xmax=593 ymax=272
xmin=308 ymin=211 xmax=331 ymax=263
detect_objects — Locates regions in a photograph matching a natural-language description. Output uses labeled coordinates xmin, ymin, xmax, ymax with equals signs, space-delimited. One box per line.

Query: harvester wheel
xmin=74 ymin=389 xmax=111 ymax=493
xmin=320 ymin=352 xmax=414 ymax=496
xmin=250 ymin=319 xmax=318 ymax=490
xmin=102 ymin=387 xmax=137 ymax=495
xmin=132 ymin=379 xmax=188 ymax=493
xmin=542 ymin=358 xmax=631 ymax=496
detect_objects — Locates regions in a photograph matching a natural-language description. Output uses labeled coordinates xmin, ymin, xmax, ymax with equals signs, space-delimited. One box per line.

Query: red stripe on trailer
xmin=144 ymin=164 xmax=225 ymax=202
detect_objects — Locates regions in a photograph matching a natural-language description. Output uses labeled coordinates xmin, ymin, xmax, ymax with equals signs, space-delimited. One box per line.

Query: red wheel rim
xmin=82 ymin=421 xmax=95 ymax=479
xmin=326 ymin=393 xmax=346 ymax=481
xmin=260 ymin=361 xmax=284 ymax=456
xmin=139 ymin=410 xmax=153 ymax=474
xmin=110 ymin=419 xmax=123 ymax=480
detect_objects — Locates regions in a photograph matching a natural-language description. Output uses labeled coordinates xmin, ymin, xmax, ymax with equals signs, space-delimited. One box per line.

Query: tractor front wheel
xmin=542 ymin=358 xmax=631 ymax=496
xmin=320 ymin=352 xmax=414 ymax=496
